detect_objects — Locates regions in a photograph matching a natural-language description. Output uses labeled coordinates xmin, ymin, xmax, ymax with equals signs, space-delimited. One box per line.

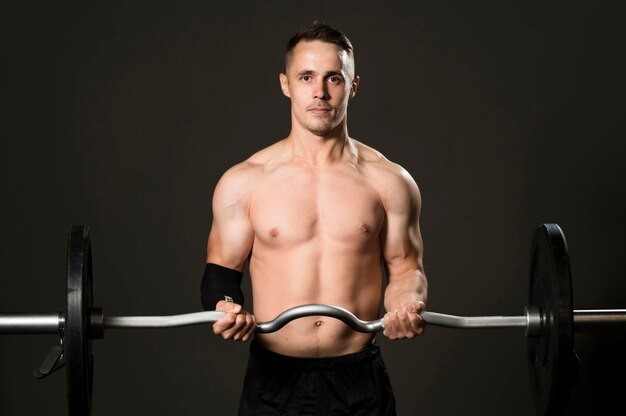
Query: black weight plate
xmin=528 ymin=224 xmax=573 ymax=415
xmin=66 ymin=225 xmax=94 ymax=416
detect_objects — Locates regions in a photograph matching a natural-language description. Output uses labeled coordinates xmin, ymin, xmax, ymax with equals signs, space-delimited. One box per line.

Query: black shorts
xmin=238 ymin=340 xmax=396 ymax=416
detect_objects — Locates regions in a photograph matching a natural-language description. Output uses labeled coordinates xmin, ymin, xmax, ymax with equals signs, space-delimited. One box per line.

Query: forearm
xmin=384 ymin=268 xmax=428 ymax=311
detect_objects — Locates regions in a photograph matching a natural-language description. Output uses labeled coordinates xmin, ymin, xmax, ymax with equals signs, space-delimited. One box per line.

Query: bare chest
xmin=249 ymin=170 xmax=384 ymax=246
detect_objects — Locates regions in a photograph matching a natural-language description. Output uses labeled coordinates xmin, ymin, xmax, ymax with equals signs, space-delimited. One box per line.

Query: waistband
xmin=249 ymin=339 xmax=381 ymax=372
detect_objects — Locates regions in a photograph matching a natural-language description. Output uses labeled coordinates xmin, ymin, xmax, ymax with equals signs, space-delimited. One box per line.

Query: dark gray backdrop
xmin=1 ymin=2 xmax=624 ymax=415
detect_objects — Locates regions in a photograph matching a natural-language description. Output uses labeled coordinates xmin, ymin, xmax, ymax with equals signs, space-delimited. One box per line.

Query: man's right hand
xmin=212 ymin=300 xmax=256 ymax=341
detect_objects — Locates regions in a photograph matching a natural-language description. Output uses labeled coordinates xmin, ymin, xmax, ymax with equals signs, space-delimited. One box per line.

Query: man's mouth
xmin=308 ymin=106 xmax=332 ymax=115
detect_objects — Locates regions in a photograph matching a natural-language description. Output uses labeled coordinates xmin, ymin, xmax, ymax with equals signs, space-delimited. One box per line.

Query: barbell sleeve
xmin=0 ymin=313 xmax=63 ymax=334
xmin=573 ymin=309 xmax=626 ymax=332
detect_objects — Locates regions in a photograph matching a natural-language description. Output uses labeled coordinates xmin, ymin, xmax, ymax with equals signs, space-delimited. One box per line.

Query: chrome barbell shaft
xmin=254 ymin=304 xmax=383 ymax=333
xmin=102 ymin=304 xmax=536 ymax=334
xmin=421 ymin=311 xmax=529 ymax=329
xmin=104 ymin=311 xmax=226 ymax=329
xmin=103 ymin=305 xmax=383 ymax=333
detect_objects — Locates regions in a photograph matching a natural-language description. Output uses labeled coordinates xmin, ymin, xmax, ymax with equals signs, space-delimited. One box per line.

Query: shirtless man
xmin=202 ymin=22 xmax=427 ymax=415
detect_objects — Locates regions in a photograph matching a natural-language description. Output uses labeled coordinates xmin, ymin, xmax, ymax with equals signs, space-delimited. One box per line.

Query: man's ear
xmin=350 ymin=75 xmax=361 ymax=98
xmin=279 ymin=73 xmax=290 ymax=98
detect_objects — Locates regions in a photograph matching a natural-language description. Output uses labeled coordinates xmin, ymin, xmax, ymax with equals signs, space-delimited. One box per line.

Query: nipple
xmin=269 ymin=228 xmax=279 ymax=238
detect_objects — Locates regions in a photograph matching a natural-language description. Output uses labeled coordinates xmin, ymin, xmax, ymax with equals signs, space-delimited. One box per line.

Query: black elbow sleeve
xmin=200 ymin=263 xmax=245 ymax=310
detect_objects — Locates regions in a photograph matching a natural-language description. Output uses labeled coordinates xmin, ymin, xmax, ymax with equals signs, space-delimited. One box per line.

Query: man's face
xmin=280 ymin=40 xmax=359 ymax=137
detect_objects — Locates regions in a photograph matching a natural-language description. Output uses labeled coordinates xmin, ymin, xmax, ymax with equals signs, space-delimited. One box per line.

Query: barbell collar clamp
xmin=89 ymin=307 xmax=104 ymax=339
xmin=525 ymin=306 xmax=543 ymax=338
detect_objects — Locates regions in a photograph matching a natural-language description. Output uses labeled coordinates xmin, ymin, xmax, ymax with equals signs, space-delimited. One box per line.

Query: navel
xmin=314 ymin=320 xmax=324 ymax=328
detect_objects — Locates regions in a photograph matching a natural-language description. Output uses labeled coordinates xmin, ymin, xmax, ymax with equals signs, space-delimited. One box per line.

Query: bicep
xmin=381 ymin=172 xmax=423 ymax=277
xmin=206 ymin=170 xmax=255 ymax=271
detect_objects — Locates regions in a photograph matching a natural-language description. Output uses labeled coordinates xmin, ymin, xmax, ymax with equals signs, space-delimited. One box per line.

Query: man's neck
xmin=286 ymin=123 xmax=354 ymax=166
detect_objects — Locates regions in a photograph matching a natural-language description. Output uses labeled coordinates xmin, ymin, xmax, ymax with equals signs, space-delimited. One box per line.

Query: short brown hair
xmin=285 ymin=21 xmax=354 ymax=68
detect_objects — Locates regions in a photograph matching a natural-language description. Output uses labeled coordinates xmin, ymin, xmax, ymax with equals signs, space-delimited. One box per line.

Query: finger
xmin=396 ymin=309 xmax=415 ymax=339
xmin=241 ymin=315 xmax=256 ymax=342
xmin=233 ymin=313 xmax=250 ymax=340
xmin=382 ymin=313 xmax=390 ymax=338
xmin=401 ymin=302 xmax=425 ymax=334
xmin=223 ymin=313 xmax=247 ymax=340
xmin=216 ymin=300 xmax=242 ymax=314
xmin=407 ymin=312 xmax=425 ymax=335
xmin=235 ymin=314 xmax=255 ymax=341
xmin=384 ymin=311 xmax=400 ymax=340
xmin=404 ymin=301 xmax=424 ymax=314
xmin=382 ymin=313 xmax=392 ymax=338
xmin=212 ymin=312 xmax=237 ymax=335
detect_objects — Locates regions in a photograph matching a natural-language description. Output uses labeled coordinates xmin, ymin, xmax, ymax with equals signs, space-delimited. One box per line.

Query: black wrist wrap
xmin=200 ymin=263 xmax=245 ymax=310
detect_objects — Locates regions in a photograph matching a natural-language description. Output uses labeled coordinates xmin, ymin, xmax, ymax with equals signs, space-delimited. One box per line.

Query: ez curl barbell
xmin=1 ymin=224 xmax=625 ymax=416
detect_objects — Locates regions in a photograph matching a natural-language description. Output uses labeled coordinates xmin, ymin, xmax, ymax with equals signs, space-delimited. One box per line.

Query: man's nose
xmin=313 ymin=79 xmax=328 ymax=100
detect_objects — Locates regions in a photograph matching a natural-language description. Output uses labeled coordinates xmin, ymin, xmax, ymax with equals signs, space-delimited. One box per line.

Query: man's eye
xmin=328 ymin=76 xmax=342 ymax=84
xmin=300 ymin=75 xmax=311 ymax=81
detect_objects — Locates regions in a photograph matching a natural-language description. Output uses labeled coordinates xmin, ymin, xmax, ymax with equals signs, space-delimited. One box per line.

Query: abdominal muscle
xmin=249 ymin=238 xmax=383 ymax=358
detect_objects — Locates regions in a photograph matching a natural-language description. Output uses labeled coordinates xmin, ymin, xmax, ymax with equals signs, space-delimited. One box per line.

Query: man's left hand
xmin=383 ymin=300 xmax=426 ymax=340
